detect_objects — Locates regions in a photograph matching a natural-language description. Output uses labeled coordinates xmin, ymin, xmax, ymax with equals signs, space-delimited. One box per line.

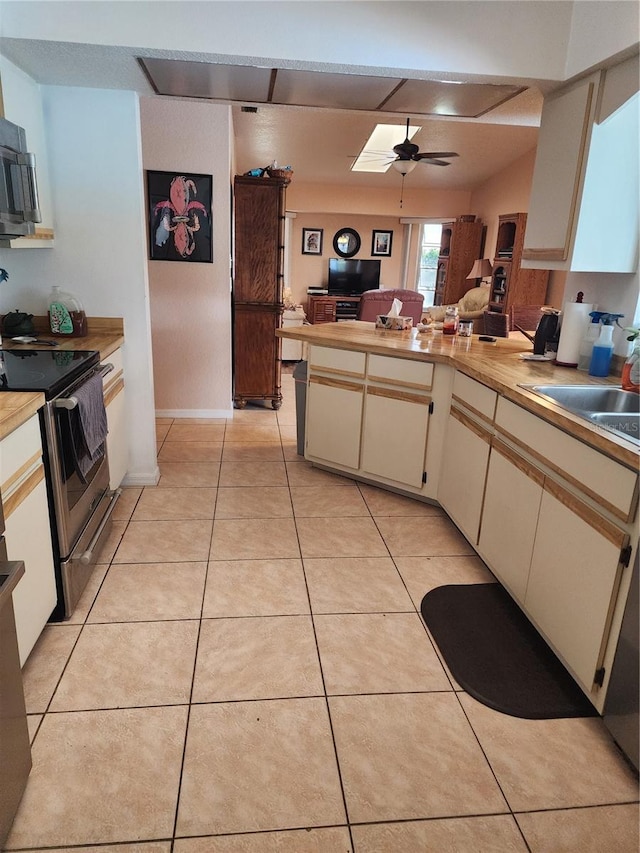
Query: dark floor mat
xmin=420 ymin=583 xmax=598 ymax=720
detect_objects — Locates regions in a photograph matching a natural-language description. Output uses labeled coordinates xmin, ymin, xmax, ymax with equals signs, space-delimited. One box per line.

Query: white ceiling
xmin=0 ymin=36 xmax=545 ymax=191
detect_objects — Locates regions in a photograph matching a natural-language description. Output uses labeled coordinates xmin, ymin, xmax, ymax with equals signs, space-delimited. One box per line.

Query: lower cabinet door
xmin=360 ymin=388 xmax=430 ymax=488
xmin=524 ymin=482 xmax=627 ymax=691
xmin=438 ymin=408 xmax=491 ymax=544
xmin=5 ymin=476 xmax=57 ymax=665
xmin=106 ymin=382 xmax=127 ymax=489
xmin=477 ymin=440 xmax=543 ymax=602
xmin=306 ymin=376 xmax=364 ymax=469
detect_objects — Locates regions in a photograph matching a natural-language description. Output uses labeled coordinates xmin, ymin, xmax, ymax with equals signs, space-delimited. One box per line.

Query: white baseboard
xmin=155 ymin=409 xmax=234 ymax=419
xmin=122 ymin=466 xmax=160 ymax=487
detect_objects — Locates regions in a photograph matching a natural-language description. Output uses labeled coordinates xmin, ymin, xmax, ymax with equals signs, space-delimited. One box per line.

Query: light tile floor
xmin=6 ymin=372 xmax=639 ymax=852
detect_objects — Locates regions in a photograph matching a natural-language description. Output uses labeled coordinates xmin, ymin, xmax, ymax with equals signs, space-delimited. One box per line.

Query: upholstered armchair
xmin=426 ymin=284 xmax=490 ymax=333
xmin=357 ymin=288 xmax=425 ymax=324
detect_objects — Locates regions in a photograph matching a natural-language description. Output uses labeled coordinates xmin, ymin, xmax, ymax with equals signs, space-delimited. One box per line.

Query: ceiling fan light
xmin=391 ymin=159 xmax=418 ymax=176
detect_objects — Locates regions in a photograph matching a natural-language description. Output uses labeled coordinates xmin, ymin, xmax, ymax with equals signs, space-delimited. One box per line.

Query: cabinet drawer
xmin=309 ymin=346 xmax=366 ymax=378
xmin=495 ymin=398 xmax=638 ymax=521
xmin=103 ymin=347 xmax=123 ymax=387
xmin=367 ymin=355 xmax=433 ymax=389
xmin=0 ymin=414 xmax=42 ymax=492
xmin=452 ymin=372 xmax=497 ymax=423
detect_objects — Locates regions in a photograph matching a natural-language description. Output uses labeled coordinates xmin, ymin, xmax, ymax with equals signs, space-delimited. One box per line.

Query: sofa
xmin=425 ymin=284 xmax=490 ymax=333
xmin=357 ymin=289 xmax=425 ymax=324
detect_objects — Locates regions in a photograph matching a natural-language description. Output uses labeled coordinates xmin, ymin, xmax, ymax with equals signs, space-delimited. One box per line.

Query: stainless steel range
xmin=0 ymin=348 xmax=120 ymax=618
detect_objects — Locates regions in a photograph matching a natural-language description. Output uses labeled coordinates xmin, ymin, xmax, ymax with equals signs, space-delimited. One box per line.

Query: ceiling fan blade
xmin=417 ymin=158 xmax=454 ymax=167
xmin=414 ymin=152 xmax=459 ymax=160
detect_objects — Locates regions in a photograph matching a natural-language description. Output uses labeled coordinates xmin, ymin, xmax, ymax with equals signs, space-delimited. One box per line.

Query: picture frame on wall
xmin=371 ymin=229 xmax=393 ymax=257
xmin=302 ymin=228 xmax=323 ymax=255
xmin=147 ymin=170 xmax=213 ymax=262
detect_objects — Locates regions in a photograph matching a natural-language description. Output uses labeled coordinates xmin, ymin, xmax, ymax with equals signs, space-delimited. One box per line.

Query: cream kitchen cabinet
xmin=0 ymin=55 xmax=55 ymax=247
xmin=524 ymin=480 xmax=629 ymax=692
xmin=305 ymin=346 xmax=448 ymax=497
xmin=438 ymin=372 xmax=496 ymax=545
xmin=522 ymin=55 xmax=639 ymax=272
xmin=360 ymin=355 xmax=434 ymax=490
xmin=305 ymin=346 xmax=365 ymax=470
xmin=1 ymin=414 xmax=57 ymax=664
xmin=481 ymin=396 xmax=637 ymax=707
xmin=477 ymin=440 xmax=543 ymax=602
xmin=102 ymin=347 xmax=127 ymax=488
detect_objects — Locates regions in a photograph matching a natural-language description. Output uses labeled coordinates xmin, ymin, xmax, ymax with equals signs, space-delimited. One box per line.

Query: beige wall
xmin=470 ymin=147 xmax=563 ymax=306
xmin=140 ymin=98 xmax=233 ymax=416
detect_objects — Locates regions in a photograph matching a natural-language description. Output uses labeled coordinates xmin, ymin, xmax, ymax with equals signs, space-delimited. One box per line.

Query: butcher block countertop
xmin=0 ymin=317 xmax=124 ymax=441
xmin=277 ymin=320 xmax=640 ymax=470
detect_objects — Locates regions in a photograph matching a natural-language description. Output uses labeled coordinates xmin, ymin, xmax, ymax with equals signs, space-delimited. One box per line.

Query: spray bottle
xmin=588 ymin=313 xmax=624 ymax=378
xmin=577 ymin=311 xmax=604 ymax=371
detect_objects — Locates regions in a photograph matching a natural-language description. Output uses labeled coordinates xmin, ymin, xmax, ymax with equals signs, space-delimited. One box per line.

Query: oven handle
xmin=78 ymin=488 xmax=121 ymax=565
xmin=54 ymin=363 xmax=114 ymax=410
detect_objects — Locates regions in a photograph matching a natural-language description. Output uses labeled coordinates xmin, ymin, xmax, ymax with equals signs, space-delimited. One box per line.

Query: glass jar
xmin=458 ymin=319 xmax=473 ymax=337
xmin=443 ymin=306 xmax=459 ymax=335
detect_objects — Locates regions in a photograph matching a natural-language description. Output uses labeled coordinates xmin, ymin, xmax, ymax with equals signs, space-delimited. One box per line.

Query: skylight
xmin=351 ymin=123 xmax=421 ymax=173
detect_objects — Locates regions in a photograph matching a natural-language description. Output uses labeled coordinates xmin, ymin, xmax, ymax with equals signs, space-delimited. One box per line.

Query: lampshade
xmin=466 ymin=258 xmax=493 ymax=280
xmin=391 ymin=159 xmax=418 ymax=176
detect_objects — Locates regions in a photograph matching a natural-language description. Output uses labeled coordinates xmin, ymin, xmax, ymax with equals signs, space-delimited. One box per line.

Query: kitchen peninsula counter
xmin=277 ymin=321 xmax=639 ymax=470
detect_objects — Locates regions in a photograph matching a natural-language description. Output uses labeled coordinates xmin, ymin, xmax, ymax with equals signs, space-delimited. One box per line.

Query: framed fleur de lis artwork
xmin=147 ymin=170 xmax=213 ymax=262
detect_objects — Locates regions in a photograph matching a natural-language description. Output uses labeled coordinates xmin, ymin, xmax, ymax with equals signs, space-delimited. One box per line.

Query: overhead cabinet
xmin=522 ymin=55 xmax=639 ymax=272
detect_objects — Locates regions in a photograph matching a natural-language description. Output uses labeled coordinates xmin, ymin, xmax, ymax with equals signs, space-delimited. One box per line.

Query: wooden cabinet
xmin=308 ymin=296 xmax=360 ymax=323
xmin=522 ymin=56 xmax=639 ymax=272
xmin=1 ymin=414 xmax=57 ymax=664
xmin=488 ymin=213 xmax=549 ymax=314
xmin=103 ymin=347 xmax=127 ymax=489
xmin=233 ymin=175 xmax=288 ymax=409
xmin=434 ymin=217 xmax=484 ymax=306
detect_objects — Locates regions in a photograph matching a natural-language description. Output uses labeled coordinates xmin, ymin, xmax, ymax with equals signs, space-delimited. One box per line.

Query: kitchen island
xmin=277 ymin=320 xmax=639 ymax=713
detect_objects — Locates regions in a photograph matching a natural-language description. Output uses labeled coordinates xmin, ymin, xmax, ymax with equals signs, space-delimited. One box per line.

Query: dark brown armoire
xmin=232 ymin=175 xmax=288 ymax=409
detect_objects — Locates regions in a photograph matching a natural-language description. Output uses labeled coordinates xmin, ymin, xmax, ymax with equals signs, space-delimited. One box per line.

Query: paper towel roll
xmin=556 ymin=301 xmax=594 ymax=367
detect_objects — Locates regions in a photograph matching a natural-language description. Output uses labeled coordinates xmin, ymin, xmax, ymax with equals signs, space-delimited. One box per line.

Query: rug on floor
xmin=420 ymin=583 xmax=598 ymax=720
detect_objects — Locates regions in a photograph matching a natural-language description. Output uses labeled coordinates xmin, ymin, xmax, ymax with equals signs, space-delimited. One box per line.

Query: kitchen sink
xmin=520 ymin=384 xmax=640 ymax=447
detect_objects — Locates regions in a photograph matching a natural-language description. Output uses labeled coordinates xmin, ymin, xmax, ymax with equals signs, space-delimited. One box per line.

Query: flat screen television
xmin=327 ymin=258 xmax=381 ymax=296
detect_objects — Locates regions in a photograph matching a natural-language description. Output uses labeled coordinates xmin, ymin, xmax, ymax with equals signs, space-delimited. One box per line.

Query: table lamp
xmin=467 ymin=258 xmax=493 ymax=287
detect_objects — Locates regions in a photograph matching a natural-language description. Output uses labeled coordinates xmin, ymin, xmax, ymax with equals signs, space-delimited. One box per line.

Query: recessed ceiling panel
xmin=141 ymin=58 xmax=273 ymax=101
xmin=271 ymin=69 xmax=398 ymax=111
xmin=385 ymin=79 xmax=527 ymax=117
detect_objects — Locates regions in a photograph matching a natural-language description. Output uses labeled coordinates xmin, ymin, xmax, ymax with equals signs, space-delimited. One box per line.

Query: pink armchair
xmin=357 ymin=289 xmax=425 ymax=324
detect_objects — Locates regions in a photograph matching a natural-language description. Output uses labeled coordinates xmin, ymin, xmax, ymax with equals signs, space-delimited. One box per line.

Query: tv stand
xmin=308 ymin=295 xmax=360 ymax=323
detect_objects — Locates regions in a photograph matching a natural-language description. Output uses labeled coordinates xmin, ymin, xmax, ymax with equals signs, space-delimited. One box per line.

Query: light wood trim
xmin=1 ymin=450 xmax=41 ymax=495
xmin=104 ymin=374 xmax=124 ymax=408
xmin=452 ymin=394 xmax=495 ymax=427
xmin=543 ymin=478 xmax=627 ymax=549
xmin=522 ymin=248 xmax=567 ymax=261
xmin=3 ymin=464 xmax=44 ymax=518
xmin=309 ymin=375 xmax=364 ymax=394
xmin=309 ymin=364 xmax=364 ymax=380
xmin=367 ymin=374 xmax=431 ymax=392
xmin=367 ymin=386 xmax=431 ymax=406
xmin=19 ymin=227 xmax=55 ymax=241
xmin=491 ymin=437 xmax=545 ymax=486
xmin=450 ymin=406 xmax=492 ymax=443
xmin=495 ymin=423 xmax=632 ymax=524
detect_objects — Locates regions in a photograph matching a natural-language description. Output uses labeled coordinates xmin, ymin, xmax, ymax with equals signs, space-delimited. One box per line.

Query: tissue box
xmin=375 ymin=314 xmax=413 ymax=331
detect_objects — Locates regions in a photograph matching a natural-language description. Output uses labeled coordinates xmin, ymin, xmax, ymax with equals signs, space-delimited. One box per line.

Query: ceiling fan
xmin=389 ymin=118 xmax=459 ymax=175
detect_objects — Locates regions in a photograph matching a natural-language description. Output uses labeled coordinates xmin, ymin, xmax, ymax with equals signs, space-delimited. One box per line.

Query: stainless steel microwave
xmin=0 ymin=117 xmax=41 ymax=238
